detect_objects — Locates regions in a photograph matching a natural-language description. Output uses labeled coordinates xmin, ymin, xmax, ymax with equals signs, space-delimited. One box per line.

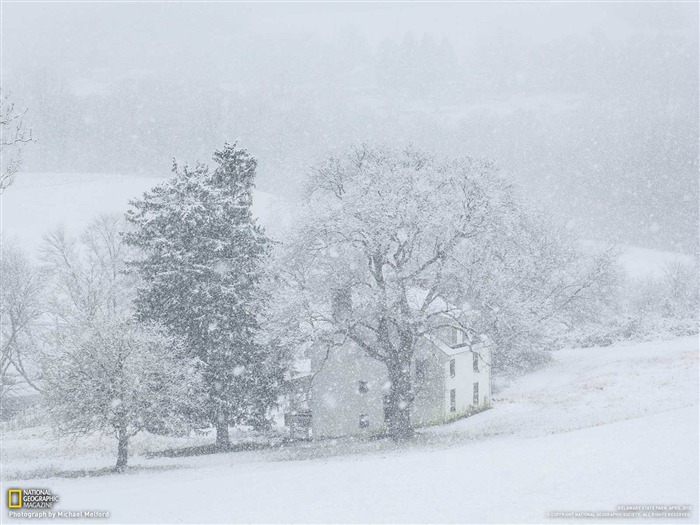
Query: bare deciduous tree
xmin=39 ymin=215 xmax=201 ymax=471
xmin=42 ymin=317 xmax=197 ymax=471
xmin=283 ymin=144 xmax=620 ymax=438
xmin=283 ymin=145 xmax=515 ymax=439
xmin=40 ymin=215 xmax=135 ymax=326
xmin=0 ymin=244 xmax=43 ymax=399
xmin=0 ymin=88 xmax=33 ymax=193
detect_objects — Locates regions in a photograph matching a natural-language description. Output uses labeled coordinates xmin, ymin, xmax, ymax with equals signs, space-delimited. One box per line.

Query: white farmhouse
xmin=286 ymin=321 xmax=492 ymax=440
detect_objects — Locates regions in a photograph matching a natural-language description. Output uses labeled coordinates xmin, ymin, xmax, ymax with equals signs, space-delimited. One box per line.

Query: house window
xmin=358 ymin=381 xmax=369 ymax=394
xmin=473 ymin=353 xmax=479 ymax=373
xmin=450 ymin=389 xmax=456 ymax=412
xmin=473 ymin=382 xmax=479 ymax=405
xmin=415 ymin=359 xmax=428 ymax=383
xmin=449 ymin=359 xmax=456 ymax=378
xmin=359 ymin=414 xmax=370 ymax=428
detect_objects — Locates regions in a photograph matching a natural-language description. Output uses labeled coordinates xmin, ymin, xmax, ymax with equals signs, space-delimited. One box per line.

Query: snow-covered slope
xmin=617 ymin=245 xmax=696 ymax=280
xmin=5 ymin=173 xmax=694 ymax=278
xmin=3 ymin=336 xmax=697 ymax=523
xmin=579 ymin=240 xmax=695 ymax=280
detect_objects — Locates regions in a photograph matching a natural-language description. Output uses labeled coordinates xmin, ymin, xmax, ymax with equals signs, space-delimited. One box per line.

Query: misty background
xmin=2 ymin=2 xmax=697 ymax=254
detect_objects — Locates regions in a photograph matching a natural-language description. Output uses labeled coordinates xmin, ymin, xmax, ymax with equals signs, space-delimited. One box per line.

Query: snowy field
xmin=0 ymin=172 xmax=292 ymax=256
xmin=1 ymin=172 xmax=693 ymax=277
xmin=3 ymin=335 xmax=697 ymax=524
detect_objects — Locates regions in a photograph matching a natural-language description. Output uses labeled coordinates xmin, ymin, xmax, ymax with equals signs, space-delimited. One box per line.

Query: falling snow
xmin=0 ymin=3 xmax=697 ymax=524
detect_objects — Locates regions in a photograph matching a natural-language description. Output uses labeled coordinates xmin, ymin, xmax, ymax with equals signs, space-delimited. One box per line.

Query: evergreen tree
xmin=124 ymin=143 xmax=277 ymax=448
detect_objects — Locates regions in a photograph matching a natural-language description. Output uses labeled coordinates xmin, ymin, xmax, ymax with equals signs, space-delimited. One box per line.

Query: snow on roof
xmin=422 ymin=330 xmax=491 ymax=356
xmin=405 ymin=286 xmax=477 ymax=317
xmin=440 ymin=344 xmax=472 ymax=357
xmin=422 ymin=333 xmax=471 ymax=356
xmin=293 ymin=359 xmax=312 ymax=377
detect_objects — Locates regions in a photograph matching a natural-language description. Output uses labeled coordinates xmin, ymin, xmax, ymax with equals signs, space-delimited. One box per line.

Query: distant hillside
xmin=617 ymin=245 xmax=696 ymax=280
xmin=4 ymin=173 xmax=695 ymax=277
xmin=1 ymin=173 xmax=290 ymax=257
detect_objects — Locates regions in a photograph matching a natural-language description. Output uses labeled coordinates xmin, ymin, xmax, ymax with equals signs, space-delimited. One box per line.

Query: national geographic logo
xmin=7 ymin=488 xmax=59 ymax=509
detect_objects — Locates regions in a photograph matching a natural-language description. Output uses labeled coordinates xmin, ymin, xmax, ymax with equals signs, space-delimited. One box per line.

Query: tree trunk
xmin=387 ymin=360 xmax=415 ymax=440
xmin=215 ymin=421 xmax=230 ymax=449
xmin=252 ymin=409 xmax=272 ymax=432
xmin=115 ymin=431 xmax=129 ymax=472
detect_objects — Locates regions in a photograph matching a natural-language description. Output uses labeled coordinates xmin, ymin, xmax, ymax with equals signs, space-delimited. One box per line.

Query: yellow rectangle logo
xmin=8 ymin=489 xmax=22 ymax=509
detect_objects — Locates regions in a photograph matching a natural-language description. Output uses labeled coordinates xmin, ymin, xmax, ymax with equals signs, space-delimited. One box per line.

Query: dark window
xmin=450 ymin=359 xmax=456 ymax=378
xmin=473 ymin=382 xmax=479 ymax=405
xmin=473 ymin=353 xmax=479 ymax=373
xmin=450 ymin=389 xmax=456 ymax=412
xmin=358 ymin=381 xmax=369 ymax=394
xmin=359 ymin=414 xmax=370 ymax=428
xmin=415 ymin=359 xmax=428 ymax=383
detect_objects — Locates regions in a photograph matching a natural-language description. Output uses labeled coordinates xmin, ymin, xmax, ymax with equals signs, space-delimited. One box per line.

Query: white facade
xmin=438 ymin=339 xmax=492 ymax=422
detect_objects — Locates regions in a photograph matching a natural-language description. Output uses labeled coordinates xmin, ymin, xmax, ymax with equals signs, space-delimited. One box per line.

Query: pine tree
xmin=124 ymin=143 xmax=277 ymax=448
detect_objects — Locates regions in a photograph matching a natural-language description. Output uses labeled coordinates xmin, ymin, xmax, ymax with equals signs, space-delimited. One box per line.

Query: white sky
xmin=2 ymin=2 xmax=695 ymax=77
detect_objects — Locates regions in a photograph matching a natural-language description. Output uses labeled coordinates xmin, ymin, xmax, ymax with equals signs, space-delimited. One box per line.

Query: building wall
xmin=443 ymin=351 xmax=473 ymax=420
xmin=309 ymin=342 xmax=389 ymax=439
xmin=476 ymin=342 xmax=492 ymax=406
xmin=442 ymin=342 xmax=492 ymax=421
xmin=308 ymin=339 xmax=492 ymax=439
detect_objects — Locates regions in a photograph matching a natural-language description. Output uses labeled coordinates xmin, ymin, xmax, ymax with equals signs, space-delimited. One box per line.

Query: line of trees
xmin=2 ymin=142 xmax=696 ymax=464
xmin=2 ymin=144 xmax=285 ymax=469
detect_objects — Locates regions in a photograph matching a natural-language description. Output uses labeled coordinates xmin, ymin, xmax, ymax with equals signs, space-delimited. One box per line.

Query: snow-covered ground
xmin=617 ymin=245 xmax=696 ymax=280
xmin=3 ymin=336 xmax=697 ymax=524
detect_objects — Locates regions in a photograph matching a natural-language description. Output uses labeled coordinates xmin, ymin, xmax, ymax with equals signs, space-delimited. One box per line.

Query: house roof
xmin=422 ymin=333 xmax=471 ymax=356
xmin=294 ymin=358 xmax=312 ymax=376
xmin=422 ymin=333 xmax=491 ymax=357
xmin=285 ymin=358 xmax=313 ymax=381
